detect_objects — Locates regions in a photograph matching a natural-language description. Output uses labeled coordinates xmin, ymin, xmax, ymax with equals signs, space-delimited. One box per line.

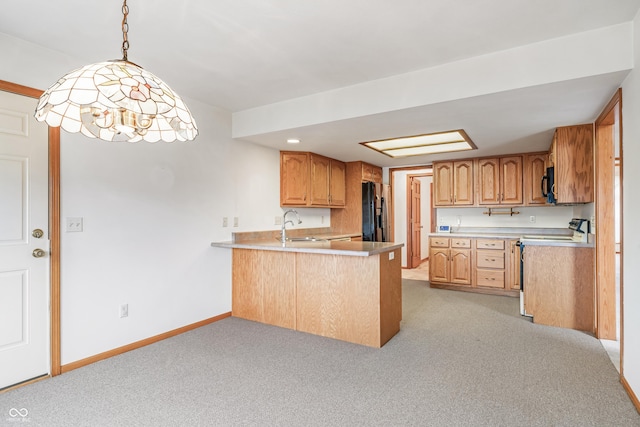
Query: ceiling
xmin=2 ymin=0 xmax=639 ymax=167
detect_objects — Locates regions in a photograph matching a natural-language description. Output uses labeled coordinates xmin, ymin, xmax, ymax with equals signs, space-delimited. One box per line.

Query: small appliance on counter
xmin=437 ymin=225 xmax=451 ymax=233
xmin=568 ymin=218 xmax=590 ymax=242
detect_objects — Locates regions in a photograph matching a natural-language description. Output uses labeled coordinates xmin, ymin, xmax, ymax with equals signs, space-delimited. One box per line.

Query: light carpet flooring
xmin=1 ymin=279 xmax=638 ymax=426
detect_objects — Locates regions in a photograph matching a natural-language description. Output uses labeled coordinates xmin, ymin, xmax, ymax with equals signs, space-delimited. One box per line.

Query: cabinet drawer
xmin=451 ymin=238 xmax=471 ymax=248
xmin=430 ymin=237 xmax=450 ymax=248
xmin=476 ymin=269 xmax=505 ymax=288
xmin=476 ymin=250 xmax=505 ymax=269
xmin=476 ymin=239 xmax=505 ymax=250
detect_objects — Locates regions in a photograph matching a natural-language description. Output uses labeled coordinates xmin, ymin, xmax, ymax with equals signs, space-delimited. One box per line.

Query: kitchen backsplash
xmin=436 ymin=204 xmax=594 ymax=229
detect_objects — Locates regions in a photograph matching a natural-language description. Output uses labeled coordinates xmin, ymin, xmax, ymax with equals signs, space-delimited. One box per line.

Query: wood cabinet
xmin=361 ymin=162 xmax=382 ymax=183
xmin=280 ymin=152 xmax=346 ymax=208
xmin=475 ymin=239 xmax=506 ymax=290
xmin=476 ymin=156 xmax=523 ymax=205
xmin=433 ymin=160 xmax=474 ymax=206
xmin=429 ymin=237 xmax=471 ymax=285
xmin=233 ymin=247 xmax=402 ymax=348
xmin=280 ymin=152 xmax=310 ymax=206
xmin=232 ymin=249 xmax=296 ymax=329
xmin=549 ymin=124 xmax=594 ymax=204
xmin=523 ymin=245 xmax=594 ymax=332
xmin=430 ymin=236 xmax=519 ymax=297
xmin=523 ymin=152 xmax=549 ymax=205
xmin=330 ymin=161 xmax=382 ymax=235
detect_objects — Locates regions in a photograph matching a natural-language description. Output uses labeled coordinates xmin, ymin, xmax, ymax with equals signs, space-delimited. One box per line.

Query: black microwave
xmin=541 ymin=166 xmax=556 ymax=204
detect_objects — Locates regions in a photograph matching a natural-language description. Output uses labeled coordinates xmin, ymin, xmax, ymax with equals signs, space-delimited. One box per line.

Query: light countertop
xmin=428 ymin=227 xmax=594 ymax=248
xmin=211 ymin=239 xmax=403 ymax=257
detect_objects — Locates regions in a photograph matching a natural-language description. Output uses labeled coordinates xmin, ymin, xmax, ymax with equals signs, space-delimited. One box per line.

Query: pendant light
xmin=34 ymin=0 xmax=198 ymax=142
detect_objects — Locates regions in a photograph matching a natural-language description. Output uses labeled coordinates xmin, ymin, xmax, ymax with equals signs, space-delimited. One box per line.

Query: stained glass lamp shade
xmin=34 ymin=0 xmax=198 ymax=142
xmin=35 ymin=60 xmax=198 ymax=142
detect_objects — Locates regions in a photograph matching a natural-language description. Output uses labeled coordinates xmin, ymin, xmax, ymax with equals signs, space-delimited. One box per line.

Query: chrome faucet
xmin=281 ymin=209 xmax=302 ymax=243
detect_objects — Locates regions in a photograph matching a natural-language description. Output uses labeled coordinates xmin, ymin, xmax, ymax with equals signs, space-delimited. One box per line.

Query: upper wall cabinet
xmin=280 ymin=151 xmax=346 ymax=208
xmin=523 ymin=152 xmax=549 ymax=206
xmin=476 ymin=156 xmax=523 ymax=205
xmin=361 ymin=162 xmax=383 ymax=183
xmin=549 ymin=124 xmax=594 ymax=204
xmin=280 ymin=152 xmax=309 ymax=206
xmin=433 ymin=160 xmax=474 ymax=206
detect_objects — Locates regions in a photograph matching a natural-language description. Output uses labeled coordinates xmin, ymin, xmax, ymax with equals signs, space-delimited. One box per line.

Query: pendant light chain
xmin=121 ymin=0 xmax=130 ymax=61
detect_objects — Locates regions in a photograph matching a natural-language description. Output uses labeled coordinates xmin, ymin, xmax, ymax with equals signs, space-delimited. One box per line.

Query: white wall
xmin=620 ymin=7 xmax=640 ymax=403
xmin=0 ymin=33 xmax=328 ymax=364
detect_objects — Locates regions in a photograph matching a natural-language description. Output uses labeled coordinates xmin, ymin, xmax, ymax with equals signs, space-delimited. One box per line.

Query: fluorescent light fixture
xmin=286 ymin=138 xmax=301 ymax=144
xmin=361 ymin=130 xmax=476 ymax=158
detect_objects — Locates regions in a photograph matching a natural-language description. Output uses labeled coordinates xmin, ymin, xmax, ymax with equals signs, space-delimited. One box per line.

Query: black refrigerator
xmin=362 ymin=182 xmax=390 ymax=242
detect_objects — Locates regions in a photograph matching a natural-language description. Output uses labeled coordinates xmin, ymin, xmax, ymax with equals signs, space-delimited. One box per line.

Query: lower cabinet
xmin=429 ymin=236 xmax=519 ymax=297
xmin=429 ymin=238 xmax=471 ymax=286
xmin=232 ymin=247 xmax=402 ymax=347
xmin=475 ymin=239 xmax=506 ymax=290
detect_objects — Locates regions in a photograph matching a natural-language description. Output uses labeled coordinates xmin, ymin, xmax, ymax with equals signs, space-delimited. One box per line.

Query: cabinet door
xmin=450 ymin=249 xmax=471 ymax=285
xmin=554 ymin=124 xmax=594 ymax=203
xmin=524 ymin=153 xmax=548 ymax=205
xmin=433 ymin=162 xmax=453 ymax=206
xmin=509 ymin=240 xmax=521 ymax=290
xmin=429 ymin=248 xmax=449 ymax=282
xmin=500 ymin=156 xmax=523 ymax=205
xmin=477 ymin=158 xmax=500 ymax=205
xmin=329 ymin=160 xmax=346 ymax=207
xmin=309 ymin=154 xmax=330 ymax=206
xmin=280 ymin=152 xmax=309 ymax=206
xmin=453 ymin=160 xmax=474 ymax=205
xmin=371 ymin=167 xmax=383 ymax=184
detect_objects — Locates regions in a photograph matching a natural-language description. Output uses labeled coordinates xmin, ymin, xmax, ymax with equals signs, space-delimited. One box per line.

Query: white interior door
xmin=0 ymin=90 xmax=49 ymax=389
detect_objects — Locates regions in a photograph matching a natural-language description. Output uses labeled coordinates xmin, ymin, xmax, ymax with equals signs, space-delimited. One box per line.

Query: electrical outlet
xmin=529 ymin=215 xmax=536 ymax=223
xmin=66 ymin=217 xmax=83 ymax=232
xmin=321 ymin=215 xmax=324 ymax=224
xmin=222 ymin=217 xmax=228 ymax=227
xmin=233 ymin=217 xmax=239 ymax=227
xmin=119 ymin=304 xmax=128 ymax=318
xmin=275 ymin=216 xmax=282 ymax=225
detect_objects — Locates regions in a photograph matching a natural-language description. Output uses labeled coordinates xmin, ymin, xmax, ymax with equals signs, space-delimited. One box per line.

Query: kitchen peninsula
xmin=211 ymin=230 xmax=403 ymax=348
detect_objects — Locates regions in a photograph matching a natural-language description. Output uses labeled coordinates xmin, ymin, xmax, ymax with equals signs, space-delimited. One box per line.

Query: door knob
xmin=32 ymin=248 xmax=46 ymax=258
xmin=32 ymin=229 xmax=44 ymax=238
